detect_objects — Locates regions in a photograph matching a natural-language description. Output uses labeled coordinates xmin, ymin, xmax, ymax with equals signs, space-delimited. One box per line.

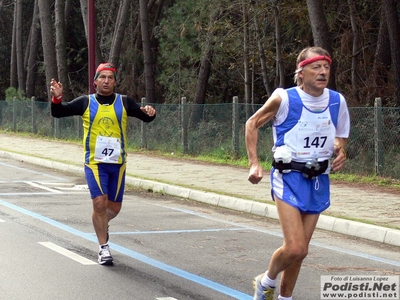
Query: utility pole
xmin=88 ymin=0 xmax=96 ymax=93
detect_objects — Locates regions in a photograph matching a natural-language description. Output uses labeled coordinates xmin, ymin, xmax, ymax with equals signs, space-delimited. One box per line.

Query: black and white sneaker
xmin=98 ymin=244 xmax=113 ymax=265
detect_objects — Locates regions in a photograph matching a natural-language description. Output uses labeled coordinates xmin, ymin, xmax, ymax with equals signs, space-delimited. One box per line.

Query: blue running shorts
xmin=84 ymin=163 xmax=126 ymax=202
xmin=270 ymin=168 xmax=330 ymax=214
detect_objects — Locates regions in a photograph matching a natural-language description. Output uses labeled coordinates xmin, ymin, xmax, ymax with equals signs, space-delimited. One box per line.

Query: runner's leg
xmin=279 ymin=212 xmax=319 ymax=297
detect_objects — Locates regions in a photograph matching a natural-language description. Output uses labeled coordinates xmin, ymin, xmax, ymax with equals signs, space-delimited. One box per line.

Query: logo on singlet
xmin=97 ymin=117 xmax=115 ymax=136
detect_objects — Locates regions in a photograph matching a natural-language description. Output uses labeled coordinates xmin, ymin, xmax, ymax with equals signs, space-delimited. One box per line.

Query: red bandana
xmin=298 ymin=55 xmax=332 ymax=68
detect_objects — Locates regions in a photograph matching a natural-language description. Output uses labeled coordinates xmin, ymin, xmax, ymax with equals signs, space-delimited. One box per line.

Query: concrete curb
xmin=2 ymin=150 xmax=400 ymax=247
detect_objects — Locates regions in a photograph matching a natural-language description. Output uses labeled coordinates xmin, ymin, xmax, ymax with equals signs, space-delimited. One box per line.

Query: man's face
xmin=298 ymin=54 xmax=330 ymax=94
xmin=94 ymin=70 xmax=116 ymax=96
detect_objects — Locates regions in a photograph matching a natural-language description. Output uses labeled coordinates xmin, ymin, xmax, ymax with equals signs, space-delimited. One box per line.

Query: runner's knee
xmin=285 ymin=244 xmax=308 ymax=261
xmin=92 ymin=195 xmax=108 ymax=213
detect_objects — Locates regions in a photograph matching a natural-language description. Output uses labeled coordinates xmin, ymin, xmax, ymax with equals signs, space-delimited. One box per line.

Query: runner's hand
xmin=50 ymin=78 xmax=63 ymax=98
xmin=248 ymin=164 xmax=263 ymax=184
xmin=331 ymin=146 xmax=346 ymax=172
xmin=140 ymin=105 xmax=156 ymax=117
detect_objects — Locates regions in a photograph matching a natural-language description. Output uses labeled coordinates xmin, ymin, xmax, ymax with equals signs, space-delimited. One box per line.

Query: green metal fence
xmin=1 ymin=98 xmax=399 ymax=179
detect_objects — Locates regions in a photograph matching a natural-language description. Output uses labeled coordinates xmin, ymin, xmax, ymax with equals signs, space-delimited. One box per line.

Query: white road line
xmin=0 ymin=192 xmax=87 ymax=196
xmin=156 ymin=298 xmax=178 ymax=300
xmin=38 ymin=242 xmax=97 ymax=265
xmin=25 ymin=181 xmax=63 ymax=193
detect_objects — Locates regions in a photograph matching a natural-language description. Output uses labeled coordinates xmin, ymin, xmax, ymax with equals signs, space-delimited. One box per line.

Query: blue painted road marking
xmin=0 ymin=198 xmax=252 ymax=299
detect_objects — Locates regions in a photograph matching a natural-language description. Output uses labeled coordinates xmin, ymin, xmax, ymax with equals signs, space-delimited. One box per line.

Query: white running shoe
xmin=98 ymin=244 xmax=113 ymax=265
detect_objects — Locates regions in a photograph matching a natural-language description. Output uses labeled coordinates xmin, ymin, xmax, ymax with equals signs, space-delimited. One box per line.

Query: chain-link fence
xmin=1 ymin=98 xmax=399 ymax=179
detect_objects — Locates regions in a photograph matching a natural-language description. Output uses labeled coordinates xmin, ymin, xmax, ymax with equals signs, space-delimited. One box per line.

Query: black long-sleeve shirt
xmin=51 ymin=93 xmax=156 ymax=123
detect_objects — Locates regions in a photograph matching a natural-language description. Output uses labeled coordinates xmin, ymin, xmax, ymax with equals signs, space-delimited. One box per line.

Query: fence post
xmin=12 ymin=97 xmax=17 ymax=131
xmin=374 ymin=97 xmax=383 ymax=175
xmin=54 ymin=118 xmax=59 ymax=139
xmin=76 ymin=116 xmax=83 ymax=139
xmin=31 ymin=97 xmax=36 ymax=134
xmin=232 ymin=96 xmax=239 ymax=158
xmin=181 ymin=97 xmax=188 ymax=154
xmin=141 ymin=97 xmax=147 ymax=148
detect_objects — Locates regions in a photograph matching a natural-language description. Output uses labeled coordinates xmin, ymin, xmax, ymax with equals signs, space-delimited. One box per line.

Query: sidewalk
xmin=0 ymin=133 xmax=399 ymax=247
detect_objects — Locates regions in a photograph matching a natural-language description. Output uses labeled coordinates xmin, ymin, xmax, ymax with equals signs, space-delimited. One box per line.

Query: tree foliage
xmin=0 ymin=0 xmax=400 ymax=106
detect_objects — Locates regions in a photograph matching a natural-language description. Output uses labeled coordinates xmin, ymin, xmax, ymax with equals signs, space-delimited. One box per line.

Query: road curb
xmin=1 ymin=150 xmax=400 ymax=247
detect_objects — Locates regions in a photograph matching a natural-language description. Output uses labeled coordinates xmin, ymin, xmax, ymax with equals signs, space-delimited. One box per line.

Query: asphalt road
xmin=0 ymin=156 xmax=399 ymax=300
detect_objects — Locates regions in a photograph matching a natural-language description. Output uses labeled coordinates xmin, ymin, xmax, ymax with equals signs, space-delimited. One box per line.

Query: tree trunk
xmin=134 ymin=0 xmax=157 ymax=49
xmin=10 ymin=2 xmax=18 ymax=89
xmin=272 ymin=0 xmax=285 ymax=88
xmin=194 ymin=13 xmax=215 ymax=106
xmin=252 ymin=0 xmax=272 ymax=98
xmin=368 ymin=4 xmax=391 ymax=105
xmin=305 ymin=0 xmax=336 ymax=89
xmin=150 ymin=0 xmax=165 ymax=45
xmin=64 ymin=0 xmax=72 ymax=27
xmin=348 ymin=0 xmax=360 ymax=103
xmin=79 ymin=0 xmax=88 ymax=42
xmin=139 ymin=0 xmax=156 ymax=103
xmin=132 ymin=0 xmax=163 ymax=99
xmin=55 ymin=0 xmax=70 ymax=101
xmin=109 ymin=0 xmax=130 ymax=67
xmin=38 ymin=0 xmax=58 ymax=101
xmin=16 ymin=0 xmax=25 ymax=92
xmin=189 ymin=12 xmax=216 ymax=127
xmin=243 ymin=1 xmax=251 ymax=112
xmin=382 ymin=0 xmax=400 ymax=107
xmin=25 ymin=0 xmax=41 ymax=98
xmin=79 ymin=0 xmax=103 ymax=65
